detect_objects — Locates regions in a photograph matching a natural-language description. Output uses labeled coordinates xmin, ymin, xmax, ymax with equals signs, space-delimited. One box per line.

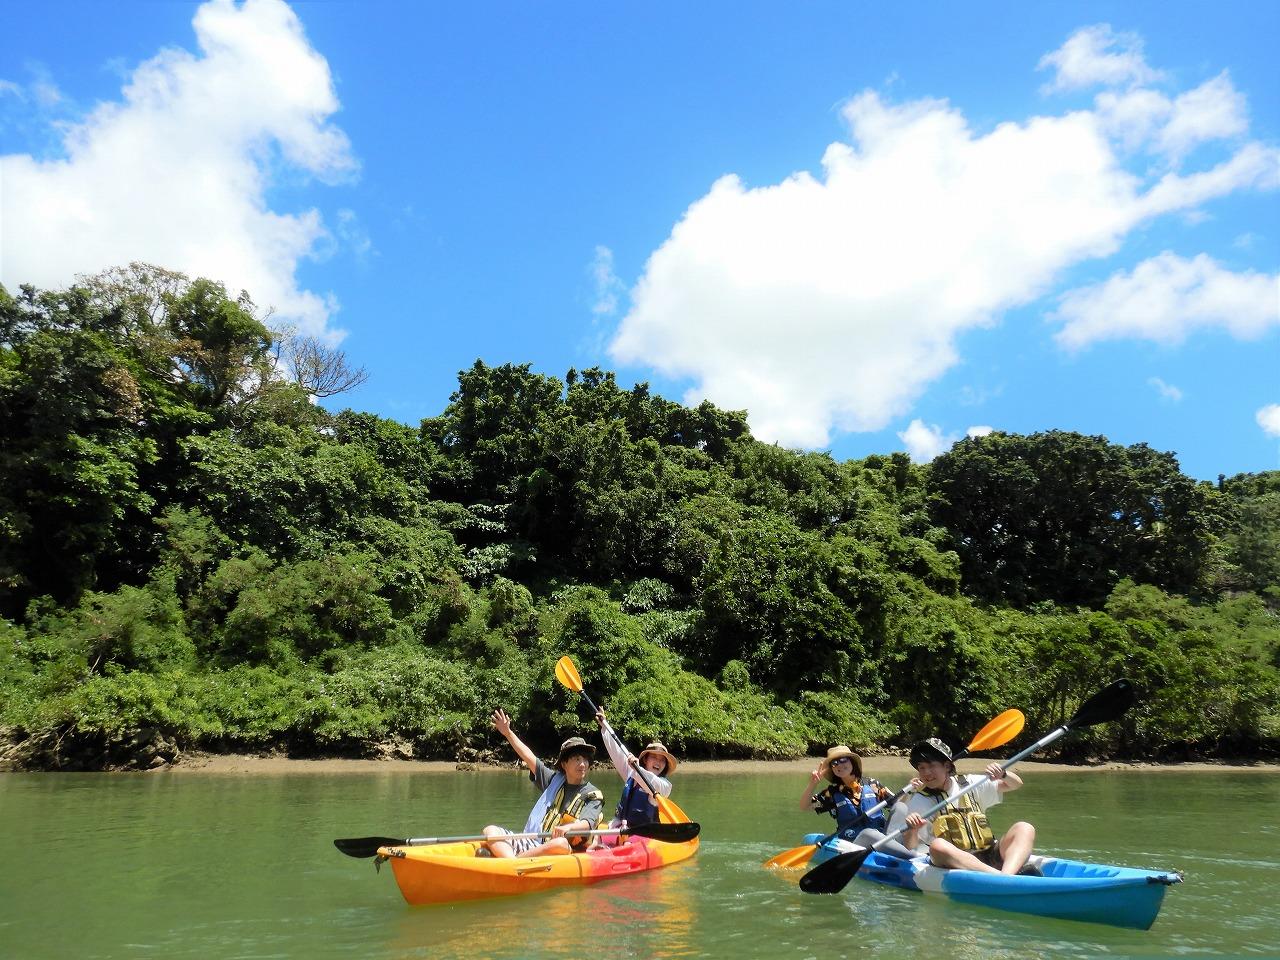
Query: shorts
xmin=489 ymin=827 xmax=540 ymax=855
xmin=972 ymin=843 xmax=1003 ymax=867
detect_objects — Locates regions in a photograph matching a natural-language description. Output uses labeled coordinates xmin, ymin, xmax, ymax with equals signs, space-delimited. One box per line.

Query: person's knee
xmin=1011 ymin=821 xmax=1035 ymax=841
xmin=481 ymin=825 xmax=501 ymax=840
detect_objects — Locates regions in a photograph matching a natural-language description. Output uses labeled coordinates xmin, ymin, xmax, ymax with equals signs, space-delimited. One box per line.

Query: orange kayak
xmin=378 ymin=803 xmax=699 ymax=906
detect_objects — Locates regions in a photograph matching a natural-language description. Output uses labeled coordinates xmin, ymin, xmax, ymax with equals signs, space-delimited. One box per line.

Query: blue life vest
xmin=615 ymin=775 xmax=659 ymax=827
xmin=817 ymin=781 xmax=887 ymax=836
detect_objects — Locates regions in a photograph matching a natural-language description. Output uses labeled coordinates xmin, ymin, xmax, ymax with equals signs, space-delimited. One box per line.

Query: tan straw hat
xmin=637 ymin=741 xmax=678 ymax=776
xmin=818 ymin=745 xmax=863 ymax=783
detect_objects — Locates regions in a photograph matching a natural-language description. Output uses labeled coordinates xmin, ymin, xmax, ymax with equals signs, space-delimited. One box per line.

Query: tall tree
xmin=928 ymin=430 xmax=1227 ymax=607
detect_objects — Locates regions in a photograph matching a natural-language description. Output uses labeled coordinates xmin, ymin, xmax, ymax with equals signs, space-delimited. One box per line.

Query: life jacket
xmin=615 ymin=776 xmax=659 ymax=827
xmin=923 ymin=775 xmax=995 ymax=852
xmin=819 ymin=780 xmax=888 ymax=835
xmin=539 ymin=781 xmax=605 ymax=849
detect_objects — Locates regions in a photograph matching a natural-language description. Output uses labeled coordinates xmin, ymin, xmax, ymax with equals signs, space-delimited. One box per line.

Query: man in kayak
xmin=800 ymin=745 xmax=893 ymax=840
xmin=595 ymin=707 xmax=676 ymax=829
xmin=887 ymin=737 xmax=1036 ymax=875
xmin=480 ymin=708 xmax=605 ymax=858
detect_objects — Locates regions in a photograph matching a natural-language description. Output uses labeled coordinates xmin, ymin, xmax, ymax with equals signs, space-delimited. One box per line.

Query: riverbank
xmin=162 ymin=752 xmax=1280 ymax=775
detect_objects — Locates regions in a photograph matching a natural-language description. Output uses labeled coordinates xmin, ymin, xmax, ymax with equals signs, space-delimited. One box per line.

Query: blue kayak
xmin=802 ymin=833 xmax=1182 ymax=930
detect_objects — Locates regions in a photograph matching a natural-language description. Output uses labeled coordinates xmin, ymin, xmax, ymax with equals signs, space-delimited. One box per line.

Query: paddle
xmin=799 ymin=678 xmax=1136 ymax=895
xmin=554 ymin=655 xmax=681 ymax=823
xmin=763 ymin=707 xmax=1026 ymax=869
xmin=334 ymin=819 xmax=700 ymax=859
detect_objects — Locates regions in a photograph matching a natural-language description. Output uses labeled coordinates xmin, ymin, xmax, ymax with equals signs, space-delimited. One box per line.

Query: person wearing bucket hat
xmin=885 ymin=734 xmax=1037 ymax=876
xmin=480 ymin=708 xmax=605 ymax=858
xmin=800 ymin=745 xmax=894 ymax=841
xmin=594 ymin=708 xmax=677 ymax=830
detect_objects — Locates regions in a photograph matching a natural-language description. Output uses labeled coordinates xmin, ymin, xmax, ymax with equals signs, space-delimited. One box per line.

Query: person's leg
xmin=516 ymin=837 xmax=572 ymax=858
xmin=995 ymin=821 xmax=1036 ymax=874
xmin=927 ymin=838 xmax=1001 ymax=874
xmin=852 ymin=828 xmax=919 ymax=860
xmin=482 ymin=825 xmax=516 ymax=859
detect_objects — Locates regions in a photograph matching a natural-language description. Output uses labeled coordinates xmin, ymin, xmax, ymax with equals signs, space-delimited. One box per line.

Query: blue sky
xmin=2 ymin=1 xmax=1277 ymax=480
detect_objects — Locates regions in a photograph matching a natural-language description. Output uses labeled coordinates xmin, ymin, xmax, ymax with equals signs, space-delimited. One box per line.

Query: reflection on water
xmin=384 ymin=858 xmax=701 ymax=960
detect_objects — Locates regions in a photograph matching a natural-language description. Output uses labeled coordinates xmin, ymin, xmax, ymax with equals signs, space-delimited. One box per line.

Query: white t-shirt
xmin=887 ymin=774 xmax=1003 ymax=854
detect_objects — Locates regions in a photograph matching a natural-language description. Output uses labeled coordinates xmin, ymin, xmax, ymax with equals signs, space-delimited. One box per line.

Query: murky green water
xmin=1 ymin=763 xmax=1276 ymax=959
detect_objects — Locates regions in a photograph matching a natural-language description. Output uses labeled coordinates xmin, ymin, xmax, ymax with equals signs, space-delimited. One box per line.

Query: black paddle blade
xmin=631 ymin=820 xmax=700 ymax=843
xmin=1067 ymin=678 xmax=1136 ymax=730
xmin=334 ymin=836 xmax=404 ymax=859
xmin=799 ymin=847 xmax=871 ymax=894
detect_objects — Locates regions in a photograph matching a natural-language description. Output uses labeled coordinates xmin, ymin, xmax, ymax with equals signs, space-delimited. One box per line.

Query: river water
xmin=2 ymin=762 xmax=1277 ymax=959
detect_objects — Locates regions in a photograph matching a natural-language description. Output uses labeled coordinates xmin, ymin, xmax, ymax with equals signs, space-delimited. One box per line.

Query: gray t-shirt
xmin=531 ymin=759 xmax=604 ymax=825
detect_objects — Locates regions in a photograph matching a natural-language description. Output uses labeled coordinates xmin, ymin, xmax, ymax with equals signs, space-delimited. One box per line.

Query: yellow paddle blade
xmin=966 ymin=708 xmax=1025 ymax=753
xmin=554 ymin=655 xmax=583 ymax=693
xmin=763 ymin=843 xmax=818 ymax=870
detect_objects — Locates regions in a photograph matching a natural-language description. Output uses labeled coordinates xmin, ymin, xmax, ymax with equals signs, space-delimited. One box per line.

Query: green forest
xmin=2 ymin=265 xmax=1278 ymax=771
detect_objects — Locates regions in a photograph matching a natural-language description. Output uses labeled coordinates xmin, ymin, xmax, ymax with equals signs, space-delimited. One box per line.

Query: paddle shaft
xmin=574 ymin=683 xmax=664 ymax=800
xmin=389 ymin=826 xmax=645 ymax=847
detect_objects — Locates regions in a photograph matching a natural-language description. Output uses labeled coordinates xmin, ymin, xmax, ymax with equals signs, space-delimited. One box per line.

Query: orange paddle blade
xmin=657 ymin=795 xmax=691 ymax=825
xmin=966 ymin=708 xmax=1025 ymax=753
xmin=764 ymin=843 xmax=818 ymax=869
xmin=554 ymin=655 xmax=583 ymax=693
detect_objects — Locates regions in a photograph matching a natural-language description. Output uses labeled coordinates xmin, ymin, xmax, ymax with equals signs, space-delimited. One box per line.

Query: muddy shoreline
xmin=153 ymin=753 xmax=1280 ymax=775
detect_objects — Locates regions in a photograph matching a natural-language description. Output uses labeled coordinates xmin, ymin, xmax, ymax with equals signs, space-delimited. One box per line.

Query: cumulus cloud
xmin=899 ymin=419 xmax=952 ymax=462
xmin=1038 ymin=24 xmax=1163 ymax=93
xmin=1258 ymin=404 xmax=1280 ymax=438
xmin=1053 ymin=252 xmax=1280 ymax=349
xmin=610 ymin=36 xmax=1277 ymax=447
xmin=967 ymin=425 xmax=994 ymax=438
xmin=0 ymin=0 xmax=355 ymax=337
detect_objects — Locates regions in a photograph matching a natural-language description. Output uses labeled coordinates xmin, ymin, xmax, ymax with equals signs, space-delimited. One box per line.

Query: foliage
xmin=1 ymin=270 xmax=1276 ymax=767
xmin=929 ymin=431 xmax=1228 ymax=607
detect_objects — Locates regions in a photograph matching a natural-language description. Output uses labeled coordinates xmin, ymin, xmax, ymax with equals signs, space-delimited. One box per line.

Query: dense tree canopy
xmin=1 ymin=270 xmax=1276 ymax=770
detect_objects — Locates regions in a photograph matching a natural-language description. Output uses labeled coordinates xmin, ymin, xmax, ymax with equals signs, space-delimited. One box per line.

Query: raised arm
xmin=595 ymin=709 xmax=632 ymax=785
xmin=491 ymin=708 xmax=538 ymax=774
xmin=800 ymin=766 xmax=824 ymax=811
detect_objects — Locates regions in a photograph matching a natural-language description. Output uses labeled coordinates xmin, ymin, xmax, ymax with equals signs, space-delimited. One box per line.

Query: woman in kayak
xmin=887 ymin=736 xmax=1037 ymax=875
xmin=594 ymin=707 xmax=676 ymax=829
xmin=801 ymin=746 xmax=896 ymax=842
xmin=480 ymin=708 xmax=605 ymax=858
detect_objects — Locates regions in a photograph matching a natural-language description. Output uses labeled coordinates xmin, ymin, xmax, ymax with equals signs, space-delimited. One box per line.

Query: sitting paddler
xmin=594 ymin=707 xmax=676 ymax=829
xmin=480 ymin=708 xmax=605 ymax=859
xmin=802 ymin=745 xmax=896 ymax=843
xmin=887 ymin=736 xmax=1037 ymax=875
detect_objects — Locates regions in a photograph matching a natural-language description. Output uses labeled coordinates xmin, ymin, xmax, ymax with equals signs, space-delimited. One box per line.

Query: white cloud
xmin=1157 ymin=72 xmax=1249 ymax=161
xmin=1053 ymin=252 xmax=1280 ymax=349
xmin=1038 ymin=24 xmax=1163 ymax=93
xmin=966 ymin=425 xmax=994 ymax=438
xmin=1258 ymin=404 xmax=1280 ymax=438
xmin=1148 ymin=377 xmax=1183 ymax=402
xmin=610 ymin=46 xmax=1277 ymax=448
xmin=899 ymin=419 xmax=954 ymax=462
xmin=590 ymin=245 xmax=625 ymax=318
xmin=0 ymin=0 xmax=355 ymax=337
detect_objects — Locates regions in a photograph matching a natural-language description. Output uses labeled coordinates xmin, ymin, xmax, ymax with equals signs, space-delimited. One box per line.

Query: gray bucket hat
xmin=556 ymin=736 xmax=596 ymax=767
xmin=909 ymin=737 xmax=953 ymax=767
